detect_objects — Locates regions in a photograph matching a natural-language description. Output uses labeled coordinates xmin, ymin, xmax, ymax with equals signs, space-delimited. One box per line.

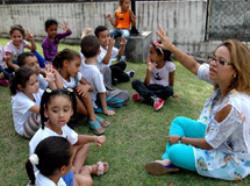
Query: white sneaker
xmin=126 ymin=70 xmax=135 ymax=78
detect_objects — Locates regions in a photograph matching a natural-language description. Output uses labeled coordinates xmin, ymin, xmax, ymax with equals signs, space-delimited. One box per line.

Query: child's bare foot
xmin=81 ymin=161 xmax=109 ymax=176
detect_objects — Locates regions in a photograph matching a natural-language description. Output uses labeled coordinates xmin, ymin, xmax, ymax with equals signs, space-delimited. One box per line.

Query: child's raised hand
xmin=105 ymin=13 xmax=112 ymax=20
xmin=120 ymin=37 xmax=127 ymax=46
xmin=60 ymin=22 xmax=70 ymax=32
xmin=26 ymin=31 xmax=34 ymax=41
xmin=156 ymin=26 xmax=174 ymax=51
xmin=108 ymin=37 xmax=115 ymax=48
xmin=167 ymin=136 xmax=180 ymax=144
xmin=95 ymin=135 xmax=106 ymax=147
xmin=146 ymin=56 xmax=154 ymax=72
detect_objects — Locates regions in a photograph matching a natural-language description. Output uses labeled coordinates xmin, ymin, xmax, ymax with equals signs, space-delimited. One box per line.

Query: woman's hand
xmin=156 ymin=27 xmax=174 ymax=51
xmin=167 ymin=136 xmax=180 ymax=144
xmin=103 ymin=109 xmax=116 ymax=116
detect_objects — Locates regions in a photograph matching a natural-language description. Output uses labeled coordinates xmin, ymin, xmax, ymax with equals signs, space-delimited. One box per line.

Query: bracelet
xmin=179 ymin=136 xmax=183 ymax=143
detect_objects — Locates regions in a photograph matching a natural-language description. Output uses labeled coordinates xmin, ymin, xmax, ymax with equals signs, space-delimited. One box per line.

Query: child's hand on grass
xmin=103 ymin=109 xmax=115 ymax=116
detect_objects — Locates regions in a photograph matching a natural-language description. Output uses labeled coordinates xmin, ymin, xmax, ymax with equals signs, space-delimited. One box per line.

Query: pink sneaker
xmin=0 ymin=79 xmax=9 ymax=87
xmin=132 ymin=93 xmax=142 ymax=102
xmin=153 ymin=98 xmax=165 ymax=111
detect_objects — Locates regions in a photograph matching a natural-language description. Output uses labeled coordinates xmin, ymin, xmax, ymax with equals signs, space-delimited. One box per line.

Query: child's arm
xmin=29 ymin=105 xmax=40 ymax=113
xmin=99 ymin=92 xmax=115 ymax=116
xmin=118 ymin=37 xmax=126 ymax=57
xmin=79 ymin=78 xmax=93 ymax=91
xmin=25 ymin=31 xmax=36 ymax=51
xmin=106 ymin=13 xmax=116 ymax=27
xmin=76 ymin=135 xmax=106 ymax=146
xmin=129 ymin=9 xmax=136 ymax=27
xmin=102 ymin=38 xmax=115 ymax=65
xmin=144 ymin=57 xmax=153 ymax=85
xmin=169 ymin=71 xmax=175 ymax=87
xmin=57 ymin=22 xmax=72 ymax=40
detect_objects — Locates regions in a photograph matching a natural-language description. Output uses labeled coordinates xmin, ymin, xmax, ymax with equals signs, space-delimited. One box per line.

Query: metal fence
xmin=207 ymin=0 xmax=250 ymax=41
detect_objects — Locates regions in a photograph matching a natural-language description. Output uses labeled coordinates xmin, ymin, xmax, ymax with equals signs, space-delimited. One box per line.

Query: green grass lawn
xmin=0 ymin=38 xmax=249 ymax=186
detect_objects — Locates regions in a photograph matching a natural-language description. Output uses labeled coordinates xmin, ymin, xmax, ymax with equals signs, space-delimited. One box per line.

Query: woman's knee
xmin=170 ymin=116 xmax=190 ymax=128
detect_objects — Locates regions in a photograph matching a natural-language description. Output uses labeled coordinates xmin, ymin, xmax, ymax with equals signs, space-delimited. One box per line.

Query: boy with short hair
xmin=94 ymin=25 xmax=134 ymax=86
xmin=80 ymin=35 xmax=129 ymax=116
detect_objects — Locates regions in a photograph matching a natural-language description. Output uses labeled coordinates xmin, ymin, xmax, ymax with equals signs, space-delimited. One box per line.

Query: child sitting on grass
xmin=17 ymin=52 xmax=62 ymax=90
xmin=80 ymin=35 xmax=129 ymax=116
xmin=42 ymin=19 xmax=72 ymax=63
xmin=29 ymin=88 xmax=108 ymax=186
xmin=131 ymin=41 xmax=175 ymax=111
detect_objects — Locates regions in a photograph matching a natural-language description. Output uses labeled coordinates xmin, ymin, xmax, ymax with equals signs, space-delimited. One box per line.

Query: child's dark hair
xmin=151 ymin=41 xmax=172 ymax=61
xmin=45 ymin=18 xmax=58 ymax=30
xmin=80 ymin=35 xmax=100 ymax=58
xmin=9 ymin=24 xmax=25 ymax=37
xmin=40 ymin=88 xmax=77 ymax=129
xmin=10 ymin=67 xmax=36 ymax=95
xmin=53 ymin=48 xmax=80 ymax=69
xmin=119 ymin=0 xmax=129 ymax=6
xmin=17 ymin=52 xmax=35 ymax=67
xmin=94 ymin=25 xmax=108 ymax=38
xmin=26 ymin=136 xmax=72 ymax=185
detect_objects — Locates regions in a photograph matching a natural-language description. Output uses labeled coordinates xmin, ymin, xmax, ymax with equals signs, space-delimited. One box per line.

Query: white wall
xmin=0 ymin=1 xmax=208 ymax=54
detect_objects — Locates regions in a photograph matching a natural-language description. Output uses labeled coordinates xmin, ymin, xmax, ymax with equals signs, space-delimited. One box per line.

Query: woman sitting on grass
xmin=145 ymin=27 xmax=250 ymax=181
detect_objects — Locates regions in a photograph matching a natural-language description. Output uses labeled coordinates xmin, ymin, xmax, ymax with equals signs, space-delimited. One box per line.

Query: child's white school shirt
xmin=150 ymin=61 xmax=176 ymax=87
xmin=36 ymin=172 xmax=66 ymax=186
xmin=80 ymin=63 xmax=106 ymax=108
xmin=4 ymin=40 xmax=29 ymax=61
xmin=0 ymin=46 xmax=6 ymax=68
xmin=62 ymin=72 xmax=82 ymax=89
xmin=29 ymin=125 xmax=78 ymax=155
xmin=97 ymin=46 xmax=119 ymax=67
xmin=11 ymin=89 xmax=44 ymax=136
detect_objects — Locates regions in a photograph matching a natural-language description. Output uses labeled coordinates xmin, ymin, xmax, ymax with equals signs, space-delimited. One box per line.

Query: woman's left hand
xmin=167 ymin=136 xmax=180 ymax=144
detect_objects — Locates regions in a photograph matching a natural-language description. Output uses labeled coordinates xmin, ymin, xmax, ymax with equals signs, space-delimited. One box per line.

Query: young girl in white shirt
xmin=4 ymin=25 xmax=46 ymax=71
xmin=26 ymin=136 xmax=73 ymax=186
xmin=29 ymin=88 xmax=109 ymax=186
xmin=53 ymin=49 xmax=109 ymax=135
xmin=10 ymin=67 xmax=45 ymax=138
xmin=132 ymin=41 xmax=176 ymax=111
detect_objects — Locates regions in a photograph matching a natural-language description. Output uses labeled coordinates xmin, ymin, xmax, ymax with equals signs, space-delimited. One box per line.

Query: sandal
xmin=88 ymin=120 xmax=105 ymax=136
xmin=95 ymin=161 xmax=109 ymax=176
xmin=96 ymin=115 xmax=111 ymax=128
xmin=144 ymin=161 xmax=180 ymax=175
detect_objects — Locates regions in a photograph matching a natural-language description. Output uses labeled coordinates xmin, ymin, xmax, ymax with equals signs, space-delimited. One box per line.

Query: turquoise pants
xmin=162 ymin=116 xmax=207 ymax=171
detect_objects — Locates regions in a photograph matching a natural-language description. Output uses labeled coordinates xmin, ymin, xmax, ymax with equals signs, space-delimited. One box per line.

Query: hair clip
xmin=29 ymin=154 xmax=39 ymax=165
xmin=45 ymin=88 xmax=52 ymax=93
xmin=151 ymin=41 xmax=164 ymax=55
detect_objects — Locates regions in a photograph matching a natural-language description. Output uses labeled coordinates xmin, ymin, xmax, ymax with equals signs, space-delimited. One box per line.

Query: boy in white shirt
xmin=94 ymin=25 xmax=134 ymax=86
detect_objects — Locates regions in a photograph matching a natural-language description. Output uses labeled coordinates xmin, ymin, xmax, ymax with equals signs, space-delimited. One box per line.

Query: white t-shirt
xmin=97 ymin=46 xmax=119 ymax=67
xmin=0 ymin=46 xmax=6 ymax=68
xmin=150 ymin=61 xmax=176 ymax=86
xmin=38 ymin=74 xmax=49 ymax=90
xmin=80 ymin=63 xmax=106 ymax=107
xmin=11 ymin=89 xmax=44 ymax=136
xmin=63 ymin=72 xmax=82 ymax=89
xmin=29 ymin=125 xmax=78 ymax=155
xmin=4 ymin=40 xmax=29 ymax=61
xmin=36 ymin=172 xmax=66 ymax=186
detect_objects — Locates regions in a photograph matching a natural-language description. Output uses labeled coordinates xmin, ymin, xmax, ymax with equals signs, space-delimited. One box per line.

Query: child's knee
xmin=171 ymin=116 xmax=190 ymax=127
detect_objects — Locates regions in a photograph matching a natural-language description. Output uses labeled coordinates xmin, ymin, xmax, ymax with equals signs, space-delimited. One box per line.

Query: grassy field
xmin=0 ymin=38 xmax=249 ymax=186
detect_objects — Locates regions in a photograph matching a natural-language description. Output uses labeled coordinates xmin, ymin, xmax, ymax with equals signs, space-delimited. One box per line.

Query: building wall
xmin=0 ymin=1 xmax=208 ymax=55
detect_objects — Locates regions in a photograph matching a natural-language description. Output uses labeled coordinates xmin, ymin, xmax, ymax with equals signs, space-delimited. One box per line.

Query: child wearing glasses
xmin=131 ymin=41 xmax=175 ymax=111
